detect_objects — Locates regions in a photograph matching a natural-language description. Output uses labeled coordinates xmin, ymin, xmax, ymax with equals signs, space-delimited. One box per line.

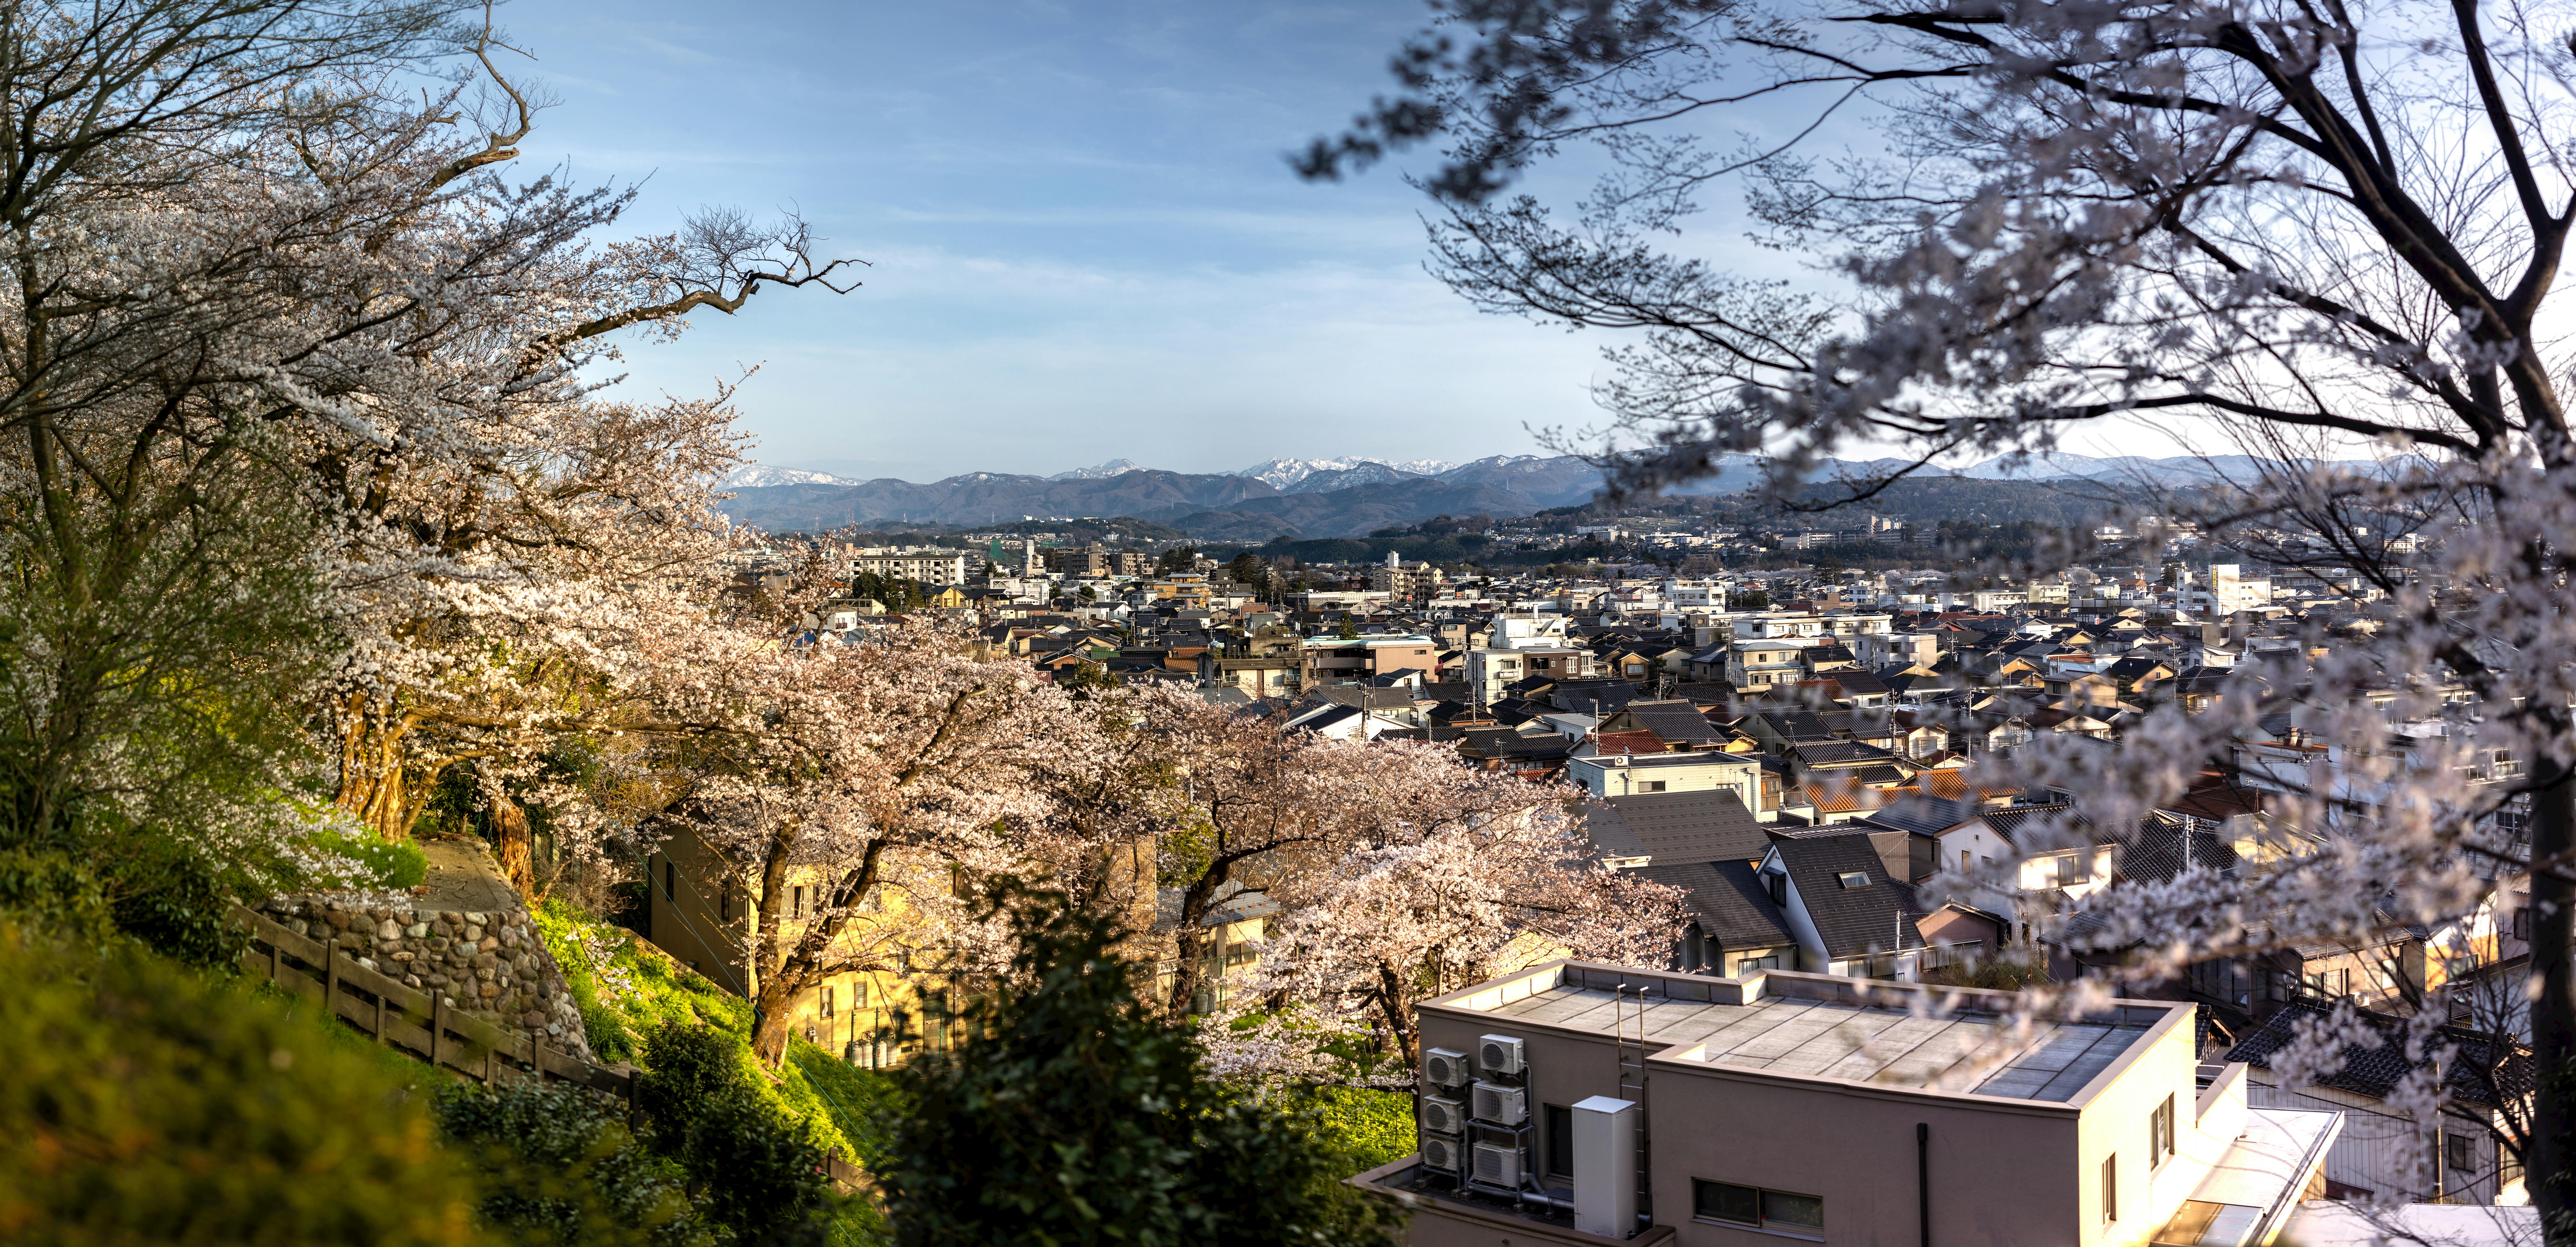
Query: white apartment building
xmin=1565 ymin=753 xmax=1763 ymax=810
xmin=850 ymin=548 xmax=971 ymax=585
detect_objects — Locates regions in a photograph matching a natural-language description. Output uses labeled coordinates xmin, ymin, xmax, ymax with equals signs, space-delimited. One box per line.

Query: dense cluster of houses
xmin=721 ymin=543 xmax=2535 ymax=1228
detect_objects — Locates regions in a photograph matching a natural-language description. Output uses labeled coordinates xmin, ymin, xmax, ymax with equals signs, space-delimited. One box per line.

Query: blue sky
xmin=500 ymin=0 xmax=1620 ymax=481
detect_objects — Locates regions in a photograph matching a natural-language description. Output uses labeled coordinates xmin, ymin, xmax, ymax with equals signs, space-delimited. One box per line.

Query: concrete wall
xmin=1646 ymin=1061 xmax=2080 ymax=1245
xmin=1413 ymin=962 xmax=2205 ymax=1247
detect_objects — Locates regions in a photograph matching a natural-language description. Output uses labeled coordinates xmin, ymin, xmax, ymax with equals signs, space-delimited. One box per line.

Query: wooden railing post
xmin=429 ymin=994 xmax=444 ymax=1071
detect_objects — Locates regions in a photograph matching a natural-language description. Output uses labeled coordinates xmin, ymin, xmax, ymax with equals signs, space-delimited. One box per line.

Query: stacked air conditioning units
xmin=1419 ymin=1034 xmax=1530 ymax=1188
xmin=1420 ymin=1046 xmax=1469 ymax=1174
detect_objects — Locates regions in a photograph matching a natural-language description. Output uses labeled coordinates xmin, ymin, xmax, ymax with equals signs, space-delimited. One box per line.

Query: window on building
xmin=1641 ymin=781 xmax=1667 ymax=793
xmin=1764 ymin=870 xmax=1787 ymax=906
xmin=1959 ymin=849 xmax=1970 ymax=872
xmin=663 ymin=859 xmax=675 ymax=901
xmin=2102 ymin=1154 xmax=2118 ymax=1222
xmin=2448 ymin=1134 xmax=2476 ymax=1173
xmin=2151 ymin=1095 xmax=2176 ymax=1168
xmin=821 ymin=986 xmax=834 ymax=1018
xmin=2055 ymin=853 xmax=2088 ymax=886
xmin=1692 ymin=1180 xmax=1822 ymax=1231
xmin=1545 ymin=1105 xmax=1574 ymax=1179
xmin=2516 ymin=907 xmax=2532 ymax=941
xmin=1837 ymin=871 xmax=1870 ymax=889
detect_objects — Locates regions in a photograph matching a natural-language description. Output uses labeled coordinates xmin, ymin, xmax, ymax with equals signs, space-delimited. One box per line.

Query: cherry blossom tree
xmin=633 ymin=590 xmax=1110 ymax=1066
xmin=1208 ymin=741 xmax=1685 ymax=1080
xmin=0 ymin=2 xmax=855 ymax=892
xmin=1319 ymin=0 xmax=2576 ymax=1223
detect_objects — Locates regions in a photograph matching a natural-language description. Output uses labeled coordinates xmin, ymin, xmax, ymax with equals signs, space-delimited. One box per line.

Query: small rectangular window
xmin=1838 ymin=871 xmax=1870 ymax=889
xmin=2102 ymin=1154 xmax=2118 ymax=1222
xmin=1641 ymin=781 xmax=1668 ymax=793
xmin=821 ymin=986 xmax=834 ymax=1018
xmin=1693 ymin=1180 xmax=1760 ymax=1225
xmin=2448 ymin=1134 xmax=2475 ymax=1173
xmin=1691 ymin=1180 xmax=1820 ymax=1231
xmin=1545 ymin=1105 xmax=1574 ymax=1178
xmin=2151 ymin=1095 xmax=2176 ymax=1168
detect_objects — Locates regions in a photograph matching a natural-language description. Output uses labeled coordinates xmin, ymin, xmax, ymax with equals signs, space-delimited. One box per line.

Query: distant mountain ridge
xmin=714 ymin=450 xmax=2397 ymax=538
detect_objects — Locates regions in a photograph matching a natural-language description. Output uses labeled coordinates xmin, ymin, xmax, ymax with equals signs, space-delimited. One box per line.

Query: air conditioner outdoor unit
xmin=1472 ymin=1080 xmax=1528 ymax=1125
xmin=1424 ymin=1047 xmax=1470 ymax=1089
xmin=1421 ymin=1133 xmax=1466 ymax=1172
xmin=1421 ymin=1096 xmax=1467 ymax=1136
xmin=1479 ymin=1034 xmax=1526 ymax=1076
xmin=1472 ymin=1142 xmax=1524 ymax=1187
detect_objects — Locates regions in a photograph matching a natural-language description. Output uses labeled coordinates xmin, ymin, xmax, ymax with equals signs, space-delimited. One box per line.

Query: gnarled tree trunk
xmin=334 ymin=695 xmax=421 ymax=841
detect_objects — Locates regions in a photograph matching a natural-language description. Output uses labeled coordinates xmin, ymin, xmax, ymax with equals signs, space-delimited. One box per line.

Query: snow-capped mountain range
xmin=721 ymin=465 xmax=849 ymax=487
xmin=1048 ymin=459 xmax=1148 ymax=481
xmin=1231 ymin=456 xmax=1457 ymax=491
xmin=724 ymin=448 xmax=2383 ymax=496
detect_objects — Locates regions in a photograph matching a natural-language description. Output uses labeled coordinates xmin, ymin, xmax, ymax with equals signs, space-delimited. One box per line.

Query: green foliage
xmin=435 ymin=1080 xmax=705 ymax=1247
xmin=634 ymin=1023 xmax=838 ymax=1247
xmin=532 ymin=899 xmax=748 ymax=1064
xmin=0 ymin=925 xmax=488 ymax=1245
xmin=878 ymin=882 xmax=1401 ymax=1247
xmin=790 ymin=1040 xmax=905 ymax=1169
xmin=0 ymin=836 xmax=249 ymax=970
xmin=97 ymin=834 xmax=253 ymax=970
xmin=1338 ymin=612 xmax=1360 ymax=640
xmin=533 ymin=899 xmax=866 ymax=1229
xmin=308 ymin=823 xmax=430 ymax=891
xmin=0 ymin=848 xmax=115 ymax=942
xmin=1294 ymin=1088 xmax=1417 ymax=1174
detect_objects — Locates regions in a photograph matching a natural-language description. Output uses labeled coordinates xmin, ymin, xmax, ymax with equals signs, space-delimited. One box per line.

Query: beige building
xmin=1358 ymin=959 xmax=2339 ymax=1247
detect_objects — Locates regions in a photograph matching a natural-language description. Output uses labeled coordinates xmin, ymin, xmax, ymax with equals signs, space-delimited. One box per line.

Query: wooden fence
xmin=232 ymin=902 xmax=633 ymax=1097
xmin=232 ymin=902 xmax=867 ymax=1192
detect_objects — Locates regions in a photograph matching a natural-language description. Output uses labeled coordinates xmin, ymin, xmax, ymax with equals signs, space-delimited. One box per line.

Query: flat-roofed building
xmin=1359 ymin=959 xmax=2340 ymax=1247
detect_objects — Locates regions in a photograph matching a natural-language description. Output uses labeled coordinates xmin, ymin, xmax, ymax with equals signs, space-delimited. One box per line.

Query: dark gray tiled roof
xmin=1768 ymin=837 xmax=1926 ymax=958
xmin=1790 ymin=739 xmax=1901 ymax=769
xmin=1630 ymin=859 xmax=1794 ymax=950
xmin=1617 ymin=699 xmax=1726 ymax=747
xmin=1859 ymin=793 xmax=1978 ymax=837
xmin=2226 ymin=1001 xmax=2528 ymax=1109
xmin=1979 ymin=803 xmax=2097 ymax=847
xmin=1591 ymin=790 xmax=1769 ymax=864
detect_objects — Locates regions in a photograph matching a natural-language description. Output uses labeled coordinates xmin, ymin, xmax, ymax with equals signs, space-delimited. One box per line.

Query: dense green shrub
xmin=877 ymin=882 xmax=1401 ymax=1247
xmin=435 ymin=1080 xmax=704 ymax=1247
xmin=0 ymin=924 xmax=489 ymax=1245
xmin=0 ymin=848 xmax=114 ymax=941
xmin=101 ymin=835 xmax=254 ymax=969
xmin=0 ymin=838 xmax=248 ymax=970
xmin=1297 ymin=1087 xmax=1417 ymax=1174
xmin=633 ymin=1023 xmax=839 ymax=1246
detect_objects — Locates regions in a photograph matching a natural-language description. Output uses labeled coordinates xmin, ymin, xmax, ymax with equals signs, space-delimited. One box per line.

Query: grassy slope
xmin=530 ymin=902 xmax=869 ymax=1157
xmin=533 ymin=898 xmax=1410 ymax=1239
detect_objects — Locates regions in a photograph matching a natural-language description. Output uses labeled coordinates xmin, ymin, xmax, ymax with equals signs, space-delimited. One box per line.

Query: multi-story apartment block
xmin=1360 ymin=959 xmax=2340 ymax=1247
xmin=850 ymin=547 xmax=970 ymax=586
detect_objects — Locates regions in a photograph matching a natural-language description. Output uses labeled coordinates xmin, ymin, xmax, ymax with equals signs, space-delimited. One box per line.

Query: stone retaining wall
xmin=257 ymin=894 xmax=593 ymax=1062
